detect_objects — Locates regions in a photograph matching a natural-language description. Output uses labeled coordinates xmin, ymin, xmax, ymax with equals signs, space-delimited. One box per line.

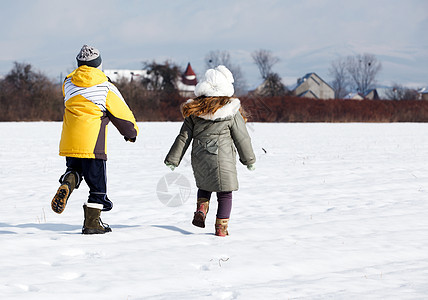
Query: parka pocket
xmin=196 ymin=139 xmax=218 ymax=155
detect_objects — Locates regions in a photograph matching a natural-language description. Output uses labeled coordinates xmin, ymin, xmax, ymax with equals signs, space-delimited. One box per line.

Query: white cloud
xmin=0 ymin=0 xmax=426 ymax=88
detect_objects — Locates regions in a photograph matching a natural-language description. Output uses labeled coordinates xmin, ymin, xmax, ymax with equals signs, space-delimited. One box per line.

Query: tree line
xmin=0 ymin=52 xmax=426 ymax=122
xmin=0 ymin=62 xmax=64 ymax=121
xmin=240 ymin=95 xmax=428 ymax=122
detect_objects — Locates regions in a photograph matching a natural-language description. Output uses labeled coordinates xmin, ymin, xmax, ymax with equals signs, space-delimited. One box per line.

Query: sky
xmin=0 ymin=0 xmax=427 ymax=89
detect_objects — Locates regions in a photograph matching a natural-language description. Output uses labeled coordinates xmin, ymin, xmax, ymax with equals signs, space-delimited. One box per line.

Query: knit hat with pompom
xmin=76 ymin=45 xmax=102 ymax=69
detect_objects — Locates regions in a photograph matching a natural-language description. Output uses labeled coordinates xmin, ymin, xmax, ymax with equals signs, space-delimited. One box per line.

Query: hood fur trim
xmin=188 ymin=98 xmax=241 ymax=121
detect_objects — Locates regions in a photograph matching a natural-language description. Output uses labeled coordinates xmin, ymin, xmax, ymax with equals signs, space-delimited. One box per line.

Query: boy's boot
xmin=82 ymin=203 xmax=112 ymax=234
xmin=215 ymin=218 xmax=229 ymax=237
xmin=192 ymin=198 xmax=210 ymax=228
xmin=51 ymin=172 xmax=77 ymax=214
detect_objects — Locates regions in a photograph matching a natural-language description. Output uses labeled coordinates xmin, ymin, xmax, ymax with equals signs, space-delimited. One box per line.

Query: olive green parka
xmin=165 ymin=98 xmax=255 ymax=192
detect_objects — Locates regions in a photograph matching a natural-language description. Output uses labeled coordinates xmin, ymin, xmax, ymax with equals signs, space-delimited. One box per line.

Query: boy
xmin=52 ymin=45 xmax=139 ymax=234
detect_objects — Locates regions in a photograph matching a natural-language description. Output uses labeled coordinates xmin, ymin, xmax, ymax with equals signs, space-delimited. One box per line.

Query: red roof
xmin=182 ymin=63 xmax=197 ymax=86
xmin=184 ymin=63 xmax=196 ymax=76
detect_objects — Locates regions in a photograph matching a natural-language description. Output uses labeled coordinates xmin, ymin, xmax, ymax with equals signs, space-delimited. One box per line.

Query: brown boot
xmin=215 ymin=218 xmax=229 ymax=237
xmin=82 ymin=203 xmax=112 ymax=234
xmin=192 ymin=198 xmax=210 ymax=228
xmin=51 ymin=172 xmax=77 ymax=214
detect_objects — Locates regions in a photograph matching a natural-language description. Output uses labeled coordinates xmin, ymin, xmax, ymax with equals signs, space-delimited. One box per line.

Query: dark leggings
xmin=197 ymin=189 xmax=232 ymax=219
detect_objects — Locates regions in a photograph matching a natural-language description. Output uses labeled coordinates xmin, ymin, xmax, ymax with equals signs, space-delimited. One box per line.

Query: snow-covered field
xmin=1 ymin=121 xmax=428 ymax=299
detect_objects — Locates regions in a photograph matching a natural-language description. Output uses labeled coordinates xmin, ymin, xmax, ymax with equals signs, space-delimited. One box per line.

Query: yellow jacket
xmin=59 ymin=66 xmax=139 ymax=160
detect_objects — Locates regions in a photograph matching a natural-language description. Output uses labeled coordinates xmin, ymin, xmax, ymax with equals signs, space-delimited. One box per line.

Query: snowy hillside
xmin=1 ymin=122 xmax=428 ymax=299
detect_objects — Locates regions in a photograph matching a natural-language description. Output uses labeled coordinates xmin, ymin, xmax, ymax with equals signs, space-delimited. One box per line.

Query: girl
xmin=164 ymin=65 xmax=255 ymax=236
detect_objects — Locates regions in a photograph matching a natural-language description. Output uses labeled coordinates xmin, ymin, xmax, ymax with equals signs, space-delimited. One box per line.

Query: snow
xmin=1 ymin=121 xmax=428 ymax=299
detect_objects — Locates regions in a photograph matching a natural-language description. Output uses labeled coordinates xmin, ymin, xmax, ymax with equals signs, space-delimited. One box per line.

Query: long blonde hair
xmin=181 ymin=96 xmax=248 ymax=121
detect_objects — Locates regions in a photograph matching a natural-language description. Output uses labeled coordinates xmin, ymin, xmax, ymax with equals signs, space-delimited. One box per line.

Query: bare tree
xmin=329 ymin=57 xmax=349 ymax=99
xmin=260 ymin=73 xmax=287 ymax=97
xmin=205 ymin=50 xmax=232 ymax=69
xmin=141 ymin=60 xmax=181 ymax=94
xmin=251 ymin=49 xmax=285 ymax=96
xmin=385 ymin=83 xmax=419 ymax=100
xmin=205 ymin=50 xmax=247 ymax=96
xmin=346 ymin=53 xmax=382 ymax=95
xmin=251 ymin=49 xmax=280 ymax=80
xmin=0 ymin=62 xmax=63 ymax=121
xmin=5 ymin=62 xmax=45 ymax=90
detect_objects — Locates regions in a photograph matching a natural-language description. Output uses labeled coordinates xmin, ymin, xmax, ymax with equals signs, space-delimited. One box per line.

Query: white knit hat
xmin=194 ymin=65 xmax=234 ymax=97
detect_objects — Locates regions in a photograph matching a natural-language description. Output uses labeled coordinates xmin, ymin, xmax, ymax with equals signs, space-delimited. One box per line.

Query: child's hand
xmin=124 ymin=136 xmax=136 ymax=143
xmin=247 ymin=164 xmax=255 ymax=171
xmin=165 ymin=162 xmax=176 ymax=171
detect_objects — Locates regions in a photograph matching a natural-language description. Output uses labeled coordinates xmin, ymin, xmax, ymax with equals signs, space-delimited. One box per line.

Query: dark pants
xmin=60 ymin=157 xmax=113 ymax=211
xmin=197 ymin=189 xmax=232 ymax=219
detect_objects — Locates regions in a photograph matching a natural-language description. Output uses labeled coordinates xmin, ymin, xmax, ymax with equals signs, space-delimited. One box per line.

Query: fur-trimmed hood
xmin=186 ymin=98 xmax=241 ymax=121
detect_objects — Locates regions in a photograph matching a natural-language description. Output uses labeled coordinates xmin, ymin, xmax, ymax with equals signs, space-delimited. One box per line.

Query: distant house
xmin=290 ymin=73 xmax=334 ymax=99
xmin=104 ymin=62 xmax=197 ymax=97
xmin=419 ymin=87 xmax=428 ymax=100
xmin=365 ymin=88 xmax=393 ymax=100
xmin=104 ymin=69 xmax=148 ymax=82
xmin=344 ymin=92 xmax=364 ymax=100
xmin=364 ymin=89 xmax=379 ymax=100
xmin=176 ymin=63 xmax=198 ymax=98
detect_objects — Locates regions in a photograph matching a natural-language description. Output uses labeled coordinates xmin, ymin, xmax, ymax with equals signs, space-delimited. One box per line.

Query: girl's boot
xmin=82 ymin=203 xmax=112 ymax=234
xmin=215 ymin=218 xmax=229 ymax=236
xmin=51 ymin=172 xmax=77 ymax=214
xmin=192 ymin=198 xmax=210 ymax=228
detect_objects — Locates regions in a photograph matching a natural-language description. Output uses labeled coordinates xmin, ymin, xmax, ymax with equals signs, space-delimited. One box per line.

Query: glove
xmin=247 ymin=164 xmax=255 ymax=171
xmin=124 ymin=136 xmax=136 ymax=143
xmin=165 ymin=162 xmax=176 ymax=171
